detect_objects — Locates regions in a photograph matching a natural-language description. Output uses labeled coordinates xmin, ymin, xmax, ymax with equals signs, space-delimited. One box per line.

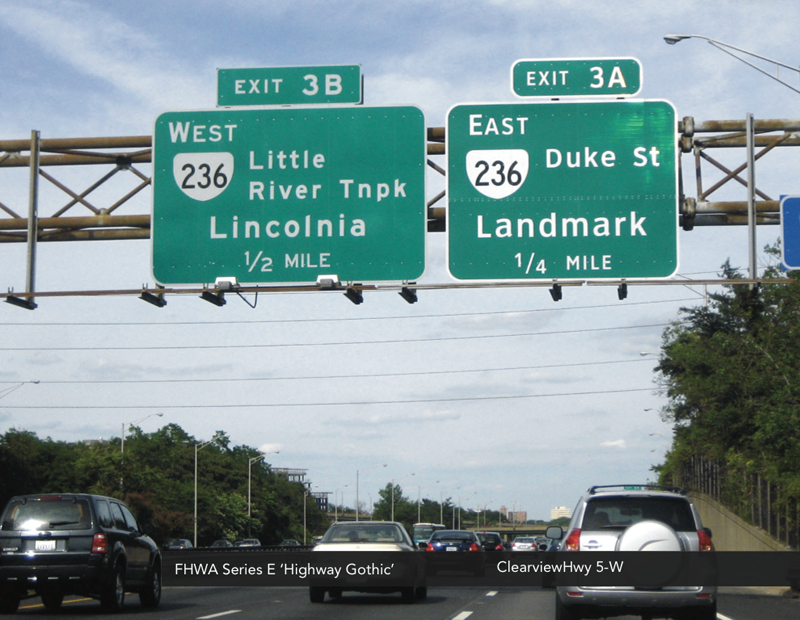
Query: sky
xmin=0 ymin=0 xmax=797 ymax=521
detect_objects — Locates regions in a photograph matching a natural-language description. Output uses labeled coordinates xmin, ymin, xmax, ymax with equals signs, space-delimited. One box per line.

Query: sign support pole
xmin=7 ymin=130 xmax=40 ymax=310
xmin=746 ymin=113 xmax=757 ymax=283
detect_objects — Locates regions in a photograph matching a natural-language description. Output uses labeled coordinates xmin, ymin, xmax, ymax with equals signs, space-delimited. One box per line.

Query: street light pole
xmin=194 ymin=432 xmax=227 ymax=548
xmin=334 ymin=485 xmax=348 ymax=523
xmin=121 ymin=412 xmax=163 ymax=454
xmin=417 ymin=480 xmax=440 ymax=523
xmin=248 ymin=451 xmax=278 ymax=536
xmin=391 ymin=472 xmax=415 ymax=522
xmin=356 ymin=463 xmax=387 ymax=522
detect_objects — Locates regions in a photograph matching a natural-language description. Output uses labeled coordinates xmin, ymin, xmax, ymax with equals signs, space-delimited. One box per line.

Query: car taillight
xmin=425 ymin=543 xmax=436 ymax=551
xmin=563 ymin=528 xmax=581 ymax=551
xmin=698 ymin=529 xmax=713 ymax=552
xmin=92 ymin=533 xmax=108 ymax=554
xmin=495 ymin=543 xmax=504 ymax=551
xmin=468 ymin=543 xmax=480 ymax=551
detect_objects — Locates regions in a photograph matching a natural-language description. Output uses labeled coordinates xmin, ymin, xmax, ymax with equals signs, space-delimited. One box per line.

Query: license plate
xmin=446 ymin=546 xmax=458 ymax=551
xmin=35 ymin=540 xmax=56 ymax=551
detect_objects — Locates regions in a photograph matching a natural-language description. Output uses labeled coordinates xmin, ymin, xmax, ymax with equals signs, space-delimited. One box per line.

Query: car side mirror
xmin=545 ymin=525 xmax=563 ymax=540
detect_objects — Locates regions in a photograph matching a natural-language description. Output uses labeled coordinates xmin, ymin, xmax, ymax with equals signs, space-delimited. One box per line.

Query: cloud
xmin=601 ymin=439 xmax=627 ymax=449
xmin=256 ymin=442 xmax=282 ymax=455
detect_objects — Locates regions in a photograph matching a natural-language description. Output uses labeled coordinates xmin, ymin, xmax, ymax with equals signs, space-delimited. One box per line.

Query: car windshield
xmin=2 ymin=498 xmax=91 ymax=531
xmin=583 ymin=496 xmax=696 ymax=532
xmin=515 ymin=537 xmax=534 ymax=543
xmin=322 ymin=524 xmax=405 ymax=543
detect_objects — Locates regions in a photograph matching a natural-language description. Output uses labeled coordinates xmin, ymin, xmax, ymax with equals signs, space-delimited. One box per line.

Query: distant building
xmin=551 ymin=506 xmax=572 ymax=520
xmin=274 ymin=468 xmax=308 ymax=484
xmin=500 ymin=506 xmax=527 ymax=524
xmin=311 ymin=492 xmax=329 ymax=512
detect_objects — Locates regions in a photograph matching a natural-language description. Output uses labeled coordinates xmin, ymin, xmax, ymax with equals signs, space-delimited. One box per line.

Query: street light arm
xmin=0 ymin=380 xmax=39 ymax=400
xmin=664 ymin=33 xmax=800 ymax=94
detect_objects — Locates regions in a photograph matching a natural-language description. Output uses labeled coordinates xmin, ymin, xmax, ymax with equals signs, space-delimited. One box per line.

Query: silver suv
xmin=551 ymin=484 xmax=716 ymax=620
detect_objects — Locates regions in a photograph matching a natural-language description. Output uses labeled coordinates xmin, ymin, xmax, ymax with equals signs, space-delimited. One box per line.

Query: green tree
xmin=655 ymin=252 xmax=800 ymax=516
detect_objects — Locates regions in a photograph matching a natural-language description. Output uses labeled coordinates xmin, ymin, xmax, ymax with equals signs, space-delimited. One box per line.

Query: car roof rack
xmin=587 ymin=484 xmax=686 ymax=495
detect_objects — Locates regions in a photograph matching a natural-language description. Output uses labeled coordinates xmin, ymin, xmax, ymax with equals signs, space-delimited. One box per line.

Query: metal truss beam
xmin=0 ymin=119 xmax=797 ymax=243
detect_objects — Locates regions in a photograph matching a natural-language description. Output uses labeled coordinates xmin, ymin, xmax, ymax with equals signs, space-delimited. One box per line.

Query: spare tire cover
xmin=615 ymin=520 xmax=683 ymax=551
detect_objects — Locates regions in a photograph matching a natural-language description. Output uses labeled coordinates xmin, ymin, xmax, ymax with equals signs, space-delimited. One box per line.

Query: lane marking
xmin=717 ymin=614 xmax=734 ymax=620
xmin=197 ymin=611 xmax=242 ymax=619
xmin=453 ymin=612 xmax=473 ymax=620
xmin=486 ymin=591 xmax=498 ymax=597
xmin=21 ymin=597 xmax=93 ymax=609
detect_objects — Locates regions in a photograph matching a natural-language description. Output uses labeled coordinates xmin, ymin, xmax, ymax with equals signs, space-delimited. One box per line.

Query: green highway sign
xmin=217 ymin=65 xmax=362 ymax=106
xmin=512 ymin=58 xmax=642 ymax=98
xmin=446 ymin=100 xmax=678 ymax=281
xmin=152 ymin=106 xmax=426 ymax=285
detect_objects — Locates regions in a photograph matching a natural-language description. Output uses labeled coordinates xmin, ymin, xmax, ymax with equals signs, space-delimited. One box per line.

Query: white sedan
xmin=309 ymin=521 xmax=427 ymax=603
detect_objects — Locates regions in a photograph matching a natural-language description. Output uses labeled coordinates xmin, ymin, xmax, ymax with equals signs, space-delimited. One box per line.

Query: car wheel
xmin=555 ymin=593 xmax=581 ymax=620
xmin=101 ymin=563 xmax=125 ymax=612
xmin=0 ymin=586 xmax=20 ymax=614
xmin=308 ymin=587 xmax=325 ymax=603
xmin=414 ymin=586 xmax=428 ymax=601
xmin=684 ymin=601 xmax=717 ymax=620
xmin=139 ymin=561 xmax=162 ymax=608
xmin=327 ymin=588 xmax=342 ymax=600
xmin=40 ymin=588 xmax=64 ymax=610
xmin=401 ymin=587 xmax=416 ymax=602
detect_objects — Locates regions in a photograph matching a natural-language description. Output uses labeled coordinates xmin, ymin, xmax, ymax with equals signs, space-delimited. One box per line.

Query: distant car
xmin=234 ymin=539 xmax=261 ymax=547
xmin=0 ymin=493 xmax=161 ymax=613
xmin=475 ymin=531 xmax=505 ymax=551
xmin=553 ymin=484 xmax=716 ymax=620
xmin=425 ymin=529 xmax=485 ymax=576
xmin=210 ymin=539 xmax=233 ymax=548
xmin=310 ymin=521 xmax=426 ymax=603
xmin=278 ymin=539 xmax=300 ymax=546
xmin=511 ymin=536 xmax=536 ymax=551
xmin=165 ymin=538 xmax=193 ymax=550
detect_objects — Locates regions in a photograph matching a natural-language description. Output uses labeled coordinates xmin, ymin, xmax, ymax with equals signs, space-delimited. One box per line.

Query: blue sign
xmin=781 ymin=196 xmax=800 ymax=270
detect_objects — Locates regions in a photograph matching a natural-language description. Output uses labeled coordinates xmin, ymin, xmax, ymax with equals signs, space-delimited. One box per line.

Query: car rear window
xmin=583 ymin=496 xmax=696 ymax=532
xmin=323 ymin=524 xmax=405 ymax=543
xmin=431 ymin=531 xmax=474 ymax=542
xmin=2 ymin=498 xmax=92 ymax=531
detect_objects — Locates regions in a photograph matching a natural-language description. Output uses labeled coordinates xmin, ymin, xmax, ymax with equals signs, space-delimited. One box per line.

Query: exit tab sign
xmin=217 ymin=65 xmax=362 ymax=106
xmin=512 ymin=58 xmax=642 ymax=98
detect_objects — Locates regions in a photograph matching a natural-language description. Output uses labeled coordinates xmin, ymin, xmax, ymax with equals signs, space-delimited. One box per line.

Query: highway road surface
xmin=12 ymin=585 xmax=799 ymax=620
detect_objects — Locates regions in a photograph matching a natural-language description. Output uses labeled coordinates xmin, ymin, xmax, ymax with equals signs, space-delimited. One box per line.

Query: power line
xmin=0 ymin=386 xmax=655 ymax=409
xmin=4 ymin=357 xmax=654 ymax=386
xmin=2 ymin=322 xmax=670 ymax=352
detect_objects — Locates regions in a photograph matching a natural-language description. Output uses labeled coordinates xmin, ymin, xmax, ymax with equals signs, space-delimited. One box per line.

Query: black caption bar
xmin=163 ymin=550 xmax=800 ymax=589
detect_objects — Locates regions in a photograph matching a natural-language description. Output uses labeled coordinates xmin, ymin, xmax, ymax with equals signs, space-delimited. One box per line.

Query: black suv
xmin=0 ymin=494 xmax=162 ymax=613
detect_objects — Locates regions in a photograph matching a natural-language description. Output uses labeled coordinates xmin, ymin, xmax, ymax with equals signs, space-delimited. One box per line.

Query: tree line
xmin=655 ymin=247 xmax=800 ymax=537
xmin=0 ymin=423 xmax=327 ymax=546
